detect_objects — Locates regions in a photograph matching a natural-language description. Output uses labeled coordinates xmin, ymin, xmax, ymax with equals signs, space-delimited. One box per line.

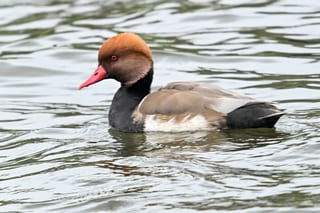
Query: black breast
xmin=108 ymin=69 xmax=153 ymax=132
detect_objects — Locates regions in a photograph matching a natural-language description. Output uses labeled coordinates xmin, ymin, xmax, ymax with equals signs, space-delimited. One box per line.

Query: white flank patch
xmin=144 ymin=114 xmax=216 ymax=132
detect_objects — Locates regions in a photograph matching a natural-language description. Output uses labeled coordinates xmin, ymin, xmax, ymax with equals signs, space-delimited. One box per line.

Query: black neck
xmin=108 ymin=68 xmax=153 ymax=132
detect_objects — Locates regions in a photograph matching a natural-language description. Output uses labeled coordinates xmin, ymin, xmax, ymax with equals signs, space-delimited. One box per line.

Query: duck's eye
xmin=111 ymin=55 xmax=118 ymax=62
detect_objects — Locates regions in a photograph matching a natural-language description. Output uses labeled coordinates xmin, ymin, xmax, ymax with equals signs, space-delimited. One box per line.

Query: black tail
xmin=226 ymin=102 xmax=286 ymax=129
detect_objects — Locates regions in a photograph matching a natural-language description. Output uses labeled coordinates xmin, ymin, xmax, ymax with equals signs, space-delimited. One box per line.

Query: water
xmin=0 ymin=0 xmax=320 ymax=212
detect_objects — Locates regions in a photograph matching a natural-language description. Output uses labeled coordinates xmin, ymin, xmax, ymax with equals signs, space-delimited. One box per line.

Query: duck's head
xmin=79 ymin=33 xmax=153 ymax=89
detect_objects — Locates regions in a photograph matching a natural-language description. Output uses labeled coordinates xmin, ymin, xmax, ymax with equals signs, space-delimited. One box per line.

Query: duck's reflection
xmin=108 ymin=128 xmax=289 ymax=157
xmin=108 ymin=129 xmax=225 ymax=157
xmin=101 ymin=128 xmax=290 ymax=178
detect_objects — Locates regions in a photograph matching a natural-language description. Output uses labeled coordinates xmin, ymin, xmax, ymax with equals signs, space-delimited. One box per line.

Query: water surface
xmin=1 ymin=0 xmax=320 ymax=212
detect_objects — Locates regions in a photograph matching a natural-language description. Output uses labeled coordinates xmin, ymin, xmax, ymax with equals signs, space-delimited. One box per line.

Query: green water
xmin=0 ymin=0 xmax=320 ymax=212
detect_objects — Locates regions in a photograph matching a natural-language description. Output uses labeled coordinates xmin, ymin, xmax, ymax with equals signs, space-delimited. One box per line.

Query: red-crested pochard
xmin=79 ymin=33 xmax=285 ymax=132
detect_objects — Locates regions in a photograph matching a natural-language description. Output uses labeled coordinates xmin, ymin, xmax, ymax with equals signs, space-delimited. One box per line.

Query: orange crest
xmin=98 ymin=33 xmax=152 ymax=62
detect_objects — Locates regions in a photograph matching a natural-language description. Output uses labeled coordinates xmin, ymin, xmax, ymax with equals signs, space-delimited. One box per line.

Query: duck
xmin=79 ymin=32 xmax=285 ymax=133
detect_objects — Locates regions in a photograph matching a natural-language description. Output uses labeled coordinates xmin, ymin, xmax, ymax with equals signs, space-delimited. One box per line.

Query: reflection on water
xmin=1 ymin=0 xmax=320 ymax=212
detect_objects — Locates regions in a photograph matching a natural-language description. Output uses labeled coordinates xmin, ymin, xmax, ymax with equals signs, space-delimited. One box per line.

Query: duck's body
xmin=79 ymin=33 xmax=285 ymax=133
